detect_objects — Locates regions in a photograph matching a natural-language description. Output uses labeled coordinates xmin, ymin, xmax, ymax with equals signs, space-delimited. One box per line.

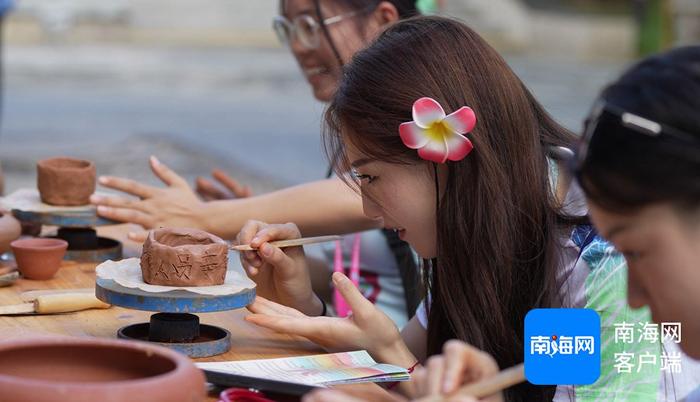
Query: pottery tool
xmin=230 ymin=235 xmax=342 ymax=251
xmin=20 ymin=288 xmax=94 ymax=302
xmin=420 ymin=363 xmax=525 ymax=402
xmin=0 ymin=293 xmax=110 ymax=315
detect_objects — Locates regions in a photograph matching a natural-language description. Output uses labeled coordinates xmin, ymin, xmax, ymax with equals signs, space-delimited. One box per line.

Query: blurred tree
xmin=634 ymin=0 xmax=674 ymax=56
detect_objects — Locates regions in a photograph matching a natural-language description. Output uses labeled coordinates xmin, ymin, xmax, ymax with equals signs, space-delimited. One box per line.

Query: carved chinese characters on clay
xmin=141 ymin=228 xmax=228 ymax=286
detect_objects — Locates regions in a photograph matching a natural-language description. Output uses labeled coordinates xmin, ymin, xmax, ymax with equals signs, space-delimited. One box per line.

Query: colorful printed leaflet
xmin=196 ymin=350 xmax=410 ymax=387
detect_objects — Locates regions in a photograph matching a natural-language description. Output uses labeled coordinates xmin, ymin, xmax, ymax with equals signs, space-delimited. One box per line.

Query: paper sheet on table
xmin=196 ymin=350 xmax=410 ymax=387
xmin=96 ymin=257 xmax=255 ymax=296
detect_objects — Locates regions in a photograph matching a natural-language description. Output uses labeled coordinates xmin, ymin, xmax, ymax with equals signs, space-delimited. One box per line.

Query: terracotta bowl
xmin=0 ymin=336 xmax=206 ymax=402
xmin=37 ymin=157 xmax=96 ymax=206
xmin=141 ymin=228 xmax=228 ymax=287
xmin=10 ymin=238 xmax=68 ymax=280
xmin=0 ymin=212 xmax=21 ymax=254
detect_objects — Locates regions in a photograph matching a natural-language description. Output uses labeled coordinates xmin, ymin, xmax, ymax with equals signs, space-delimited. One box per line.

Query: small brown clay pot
xmin=10 ymin=238 xmax=68 ymax=280
xmin=0 ymin=211 xmax=21 ymax=254
xmin=0 ymin=336 xmax=206 ymax=402
xmin=37 ymin=157 xmax=96 ymax=206
xmin=141 ymin=228 xmax=228 ymax=286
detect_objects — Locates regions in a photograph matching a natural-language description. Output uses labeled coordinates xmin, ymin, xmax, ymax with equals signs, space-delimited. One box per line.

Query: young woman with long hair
xmin=236 ymin=16 xmax=694 ymax=401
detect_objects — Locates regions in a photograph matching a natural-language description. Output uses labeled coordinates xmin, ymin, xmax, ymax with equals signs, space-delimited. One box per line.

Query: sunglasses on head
xmin=574 ymin=100 xmax=699 ymax=172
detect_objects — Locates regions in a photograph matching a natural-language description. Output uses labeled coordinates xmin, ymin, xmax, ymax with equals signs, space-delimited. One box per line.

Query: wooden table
xmin=0 ymin=224 xmax=321 ymax=401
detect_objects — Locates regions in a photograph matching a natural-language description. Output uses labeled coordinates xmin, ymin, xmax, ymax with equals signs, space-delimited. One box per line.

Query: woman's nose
xmin=362 ymin=195 xmax=382 ymax=221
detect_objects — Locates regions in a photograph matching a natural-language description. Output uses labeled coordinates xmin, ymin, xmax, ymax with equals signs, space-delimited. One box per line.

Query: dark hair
xmin=336 ymin=0 xmax=418 ymax=18
xmin=324 ymin=16 xmax=577 ymax=401
xmin=280 ymin=0 xmax=418 ymax=19
xmin=279 ymin=1 xmax=419 ymax=66
xmin=577 ymin=46 xmax=700 ymax=213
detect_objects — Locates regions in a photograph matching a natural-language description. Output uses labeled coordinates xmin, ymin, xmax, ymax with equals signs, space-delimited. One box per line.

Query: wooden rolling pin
xmin=0 ymin=293 xmax=111 ymax=315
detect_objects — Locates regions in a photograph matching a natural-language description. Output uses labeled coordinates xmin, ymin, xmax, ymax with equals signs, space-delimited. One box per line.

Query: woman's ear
xmin=364 ymin=1 xmax=400 ymax=38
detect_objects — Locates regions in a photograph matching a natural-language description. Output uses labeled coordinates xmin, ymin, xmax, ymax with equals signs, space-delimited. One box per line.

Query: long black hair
xmin=324 ymin=16 xmax=577 ymax=401
xmin=576 ymin=46 xmax=700 ymax=212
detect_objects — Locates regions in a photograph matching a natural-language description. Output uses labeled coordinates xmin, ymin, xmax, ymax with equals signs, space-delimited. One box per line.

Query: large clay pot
xmin=37 ymin=157 xmax=96 ymax=206
xmin=0 ymin=212 xmax=21 ymax=254
xmin=0 ymin=336 xmax=206 ymax=402
xmin=10 ymin=238 xmax=68 ymax=280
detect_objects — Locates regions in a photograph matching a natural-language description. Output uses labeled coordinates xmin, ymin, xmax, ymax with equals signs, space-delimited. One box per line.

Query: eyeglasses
xmin=574 ymin=100 xmax=698 ymax=172
xmin=272 ymin=9 xmax=362 ymax=50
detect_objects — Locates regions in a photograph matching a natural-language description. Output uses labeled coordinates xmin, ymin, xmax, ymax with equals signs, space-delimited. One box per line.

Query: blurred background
xmin=0 ymin=0 xmax=697 ymax=194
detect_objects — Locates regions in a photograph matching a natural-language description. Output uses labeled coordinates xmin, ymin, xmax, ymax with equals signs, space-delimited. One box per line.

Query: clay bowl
xmin=0 ymin=211 xmax=21 ymax=254
xmin=0 ymin=336 xmax=206 ymax=402
xmin=141 ymin=227 xmax=228 ymax=287
xmin=37 ymin=157 xmax=96 ymax=206
xmin=10 ymin=238 xmax=68 ymax=280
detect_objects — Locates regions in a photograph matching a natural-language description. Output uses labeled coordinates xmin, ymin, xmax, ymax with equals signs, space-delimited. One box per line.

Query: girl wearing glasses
xmin=91 ymin=1 xmax=423 ymax=326
xmin=236 ymin=17 xmax=699 ymax=402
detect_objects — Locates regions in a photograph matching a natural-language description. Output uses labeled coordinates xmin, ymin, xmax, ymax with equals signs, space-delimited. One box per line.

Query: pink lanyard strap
xmin=333 ymin=233 xmax=362 ymax=317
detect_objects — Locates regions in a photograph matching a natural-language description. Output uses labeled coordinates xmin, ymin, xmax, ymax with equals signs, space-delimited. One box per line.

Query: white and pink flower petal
xmin=412 ymin=97 xmax=446 ymax=129
xmin=445 ymin=133 xmax=474 ymax=161
xmin=443 ymin=106 xmax=476 ymax=134
xmin=399 ymin=122 xmax=430 ymax=149
xmin=417 ymin=137 xmax=449 ymax=164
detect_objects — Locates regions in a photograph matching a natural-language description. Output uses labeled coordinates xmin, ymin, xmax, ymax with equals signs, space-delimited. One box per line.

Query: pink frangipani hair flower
xmin=398 ymin=97 xmax=477 ymax=163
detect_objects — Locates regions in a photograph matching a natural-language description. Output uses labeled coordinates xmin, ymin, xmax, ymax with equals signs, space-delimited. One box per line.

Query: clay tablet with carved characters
xmin=141 ymin=228 xmax=228 ymax=286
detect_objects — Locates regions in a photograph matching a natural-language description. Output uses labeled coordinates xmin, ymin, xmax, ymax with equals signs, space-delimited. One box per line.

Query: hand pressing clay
xmin=37 ymin=157 xmax=96 ymax=206
xmin=141 ymin=228 xmax=228 ymax=286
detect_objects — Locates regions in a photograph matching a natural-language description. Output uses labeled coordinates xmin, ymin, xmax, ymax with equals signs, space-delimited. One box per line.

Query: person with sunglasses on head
xmin=90 ymin=1 xmax=423 ymax=327
xmin=574 ymin=45 xmax=700 ymax=401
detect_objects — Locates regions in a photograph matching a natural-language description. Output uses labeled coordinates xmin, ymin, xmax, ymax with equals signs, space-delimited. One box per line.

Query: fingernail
xmin=97 ymin=206 xmax=110 ymax=214
xmin=150 ymin=155 xmax=160 ymax=166
xmin=89 ymin=194 xmax=102 ymax=203
xmin=332 ymin=272 xmax=346 ymax=284
xmin=260 ymin=243 xmax=273 ymax=257
xmin=251 ymin=236 xmax=261 ymax=246
xmin=98 ymin=176 xmax=109 ymax=185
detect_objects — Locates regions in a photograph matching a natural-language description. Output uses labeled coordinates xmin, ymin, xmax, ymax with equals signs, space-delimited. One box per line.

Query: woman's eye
xmin=351 ymin=169 xmax=376 ymax=184
xmin=357 ymin=174 xmax=376 ymax=184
